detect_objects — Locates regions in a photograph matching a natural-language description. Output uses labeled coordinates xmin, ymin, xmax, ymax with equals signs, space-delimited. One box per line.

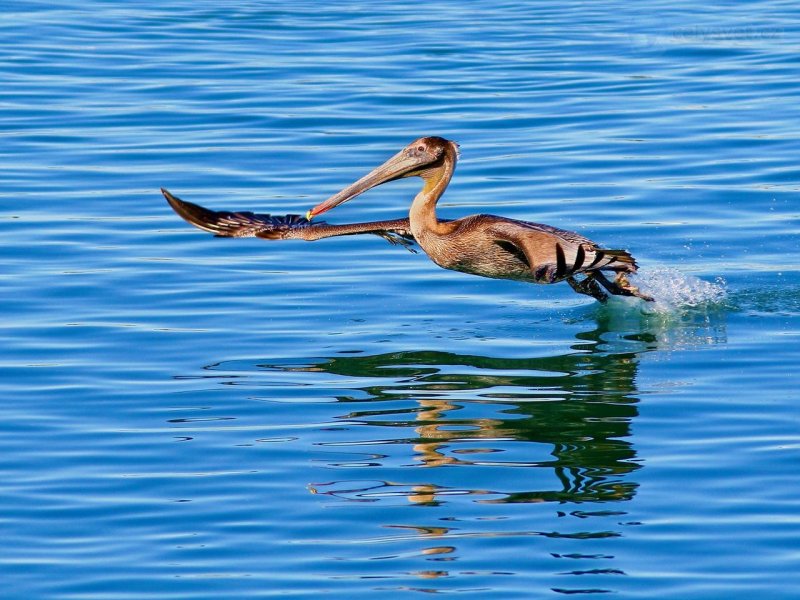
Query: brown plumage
xmin=164 ymin=136 xmax=652 ymax=302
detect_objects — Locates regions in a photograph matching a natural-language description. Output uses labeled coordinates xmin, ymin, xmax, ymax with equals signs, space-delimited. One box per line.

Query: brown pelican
xmin=163 ymin=136 xmax=651 ymax=302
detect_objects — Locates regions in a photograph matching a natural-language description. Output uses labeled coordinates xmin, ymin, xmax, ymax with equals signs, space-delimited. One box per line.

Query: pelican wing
xmin=487 ymin=217 xmax=638 ymax=283
xmin=162 ymin=188 xmax=313 ymax=239
xmin=163 ymin=188 xmax=417 ymax=250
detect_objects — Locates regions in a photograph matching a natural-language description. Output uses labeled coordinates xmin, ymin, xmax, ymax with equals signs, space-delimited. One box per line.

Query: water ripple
xmin=2 ymin=1 xmax=800 ymax=598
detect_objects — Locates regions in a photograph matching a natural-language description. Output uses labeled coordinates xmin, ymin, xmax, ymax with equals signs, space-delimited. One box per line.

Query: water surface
xmin=2 ymin=1 xmax=799 ymax=598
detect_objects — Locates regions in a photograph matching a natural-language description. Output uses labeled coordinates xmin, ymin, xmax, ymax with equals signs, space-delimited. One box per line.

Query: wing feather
xmin=162 ymin=188 xmax=417 ymax=251
xmin=483 ymin=215 xmax=639 ymax=282
xmin=162 ymin=188 xmax=312 ymax=238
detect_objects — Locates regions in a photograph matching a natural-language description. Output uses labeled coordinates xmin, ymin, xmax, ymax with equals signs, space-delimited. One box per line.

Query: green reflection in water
xmin=196 ymin=307 xmax=725 ymax=511
xmin=189 ymin=311 xmax=725 ymax=594
xmin=263 ymin=323 xmax=651 ymax=505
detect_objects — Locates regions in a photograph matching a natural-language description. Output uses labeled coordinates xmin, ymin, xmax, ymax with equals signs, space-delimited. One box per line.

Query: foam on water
xmin=626 ymin=266 xmax=727 ymax=313
xmin=585 ymin=267 xmax=730 ymax=352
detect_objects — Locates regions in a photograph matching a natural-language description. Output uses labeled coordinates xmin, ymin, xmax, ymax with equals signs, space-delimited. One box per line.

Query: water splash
xmin=625 ymin=266 xmax=727 ymax=313
xmin=582 ymin=267 xmax=729 ymax=352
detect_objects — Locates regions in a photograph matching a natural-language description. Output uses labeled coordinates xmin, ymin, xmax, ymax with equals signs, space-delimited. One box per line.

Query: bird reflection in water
xmin=185 ymin=312 xmax=725 ymax=594
xmin=286 ymin=323 xmax=647 ymax=592
xmin=300 ymin=324 xmax=642 ymax=507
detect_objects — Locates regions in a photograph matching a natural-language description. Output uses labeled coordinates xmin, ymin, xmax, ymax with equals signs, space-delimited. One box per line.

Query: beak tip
xmin=305 ymin=209 xmax=314 ymax=221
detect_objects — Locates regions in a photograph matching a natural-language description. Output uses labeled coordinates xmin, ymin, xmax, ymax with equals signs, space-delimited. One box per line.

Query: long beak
xmin=307 ymin=150 xmax=428 ymax=220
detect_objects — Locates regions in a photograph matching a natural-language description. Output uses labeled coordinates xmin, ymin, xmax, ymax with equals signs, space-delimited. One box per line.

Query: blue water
xmin=2 ymin=1 xmax=799 ymax=598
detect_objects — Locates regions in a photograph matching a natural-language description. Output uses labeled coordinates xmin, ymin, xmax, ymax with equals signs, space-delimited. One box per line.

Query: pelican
xmin=163 ymin=136 xmax=652 ymax=302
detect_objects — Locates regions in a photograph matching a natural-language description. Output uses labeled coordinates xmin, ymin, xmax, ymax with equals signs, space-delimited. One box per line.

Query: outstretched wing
xmin=162 ymin=188 xmax=417 ymax=251
xmin=162 ymin=188 xmax=312 ymax=239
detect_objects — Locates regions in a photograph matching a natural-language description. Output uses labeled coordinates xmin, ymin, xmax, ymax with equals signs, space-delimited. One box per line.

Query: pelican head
xmin=307 ymin=136 xmax=458 ymax=220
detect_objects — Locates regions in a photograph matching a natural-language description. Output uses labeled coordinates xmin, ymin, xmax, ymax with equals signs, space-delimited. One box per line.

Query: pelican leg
xmin=567 ymin=275 xmax=609 ymax=303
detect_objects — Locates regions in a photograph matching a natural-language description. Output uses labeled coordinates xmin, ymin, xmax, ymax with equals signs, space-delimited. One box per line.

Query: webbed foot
xmin=592 ymin=271 xmax=654 ymax=302
xmin=614 ymin=272 xmax=654 ymax=302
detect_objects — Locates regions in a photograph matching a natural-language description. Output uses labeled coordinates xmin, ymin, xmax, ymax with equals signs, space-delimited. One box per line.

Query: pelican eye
xmin=417 ymin=145 xmax=426 ymax=152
